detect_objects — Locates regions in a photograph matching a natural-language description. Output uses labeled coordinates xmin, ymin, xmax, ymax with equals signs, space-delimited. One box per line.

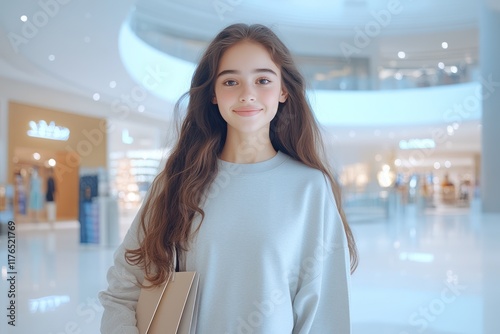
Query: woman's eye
xmin=223 ymin=80 xmax=237 ymax=86
xmin=257 ymin=78 xmax=270 ymax=84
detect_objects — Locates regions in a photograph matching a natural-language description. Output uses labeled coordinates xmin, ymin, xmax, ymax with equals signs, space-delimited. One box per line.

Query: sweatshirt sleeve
xmin=98 ymin=198 xmax=147 ymax=334
xmin=292 ymin=180 xmax=352 ymax=334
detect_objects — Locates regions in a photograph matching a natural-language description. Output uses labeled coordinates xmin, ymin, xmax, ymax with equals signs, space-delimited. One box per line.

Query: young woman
xmin=99 ymin=23 xmax=358 ymax=333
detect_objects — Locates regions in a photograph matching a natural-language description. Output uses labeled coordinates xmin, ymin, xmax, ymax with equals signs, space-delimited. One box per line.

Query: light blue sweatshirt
xmin=99 ymin=151 xmax=351 ymax=333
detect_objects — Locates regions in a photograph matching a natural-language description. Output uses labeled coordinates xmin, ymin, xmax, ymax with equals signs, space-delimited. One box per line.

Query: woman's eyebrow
xmin=216 ymin=68 xmax=278 ymax=78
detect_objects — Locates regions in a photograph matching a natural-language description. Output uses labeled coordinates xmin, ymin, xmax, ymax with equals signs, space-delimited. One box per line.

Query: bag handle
xmin=170 ymin=245 xmax=180 ymax=282
xmin=175 ymin=245 xmax=180 ymax=272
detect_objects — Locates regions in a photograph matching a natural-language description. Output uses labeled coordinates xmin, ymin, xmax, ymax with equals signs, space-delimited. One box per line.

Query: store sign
xmin=399 ymin=138 xmax=435 ymax=150
xmin=27 ymin=120 xmax=70 ymax=141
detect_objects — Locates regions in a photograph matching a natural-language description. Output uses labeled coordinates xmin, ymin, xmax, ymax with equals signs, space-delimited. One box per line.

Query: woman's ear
xmin=212 ymin=96 xmax=218 ymax=104
xmin=279 ymin=89 xmax=288 ymax=103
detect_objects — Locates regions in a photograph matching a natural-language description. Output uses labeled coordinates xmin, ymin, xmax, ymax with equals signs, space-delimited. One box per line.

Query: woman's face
xmin=213 ymin=41 xmax=287 ymax=137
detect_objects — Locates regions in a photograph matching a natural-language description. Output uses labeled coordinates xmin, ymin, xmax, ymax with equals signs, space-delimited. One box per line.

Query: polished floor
xmin=0 ymin=199 xmax=498 ymax=334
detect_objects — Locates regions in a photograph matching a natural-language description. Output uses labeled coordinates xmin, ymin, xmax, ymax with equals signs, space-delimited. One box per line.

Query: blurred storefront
xmin=7 ymin=101 xmax=108 ymax=223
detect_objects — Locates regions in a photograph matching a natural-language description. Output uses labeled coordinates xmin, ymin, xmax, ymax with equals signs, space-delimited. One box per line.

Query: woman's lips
xmin=233 ymin=108 xmax=261 ymax=117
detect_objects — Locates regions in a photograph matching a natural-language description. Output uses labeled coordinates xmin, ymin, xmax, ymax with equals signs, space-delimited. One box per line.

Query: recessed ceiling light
xmin=441 ymin=42 xmax=448 ymax=49
xmin=48 ymin=54 xmax=55 ymax=61
xmin=109 ymin=81 xmax=117 ymax=88
xmin=20 ymin=15 xmax=27 ymax=22
xmin=395 ymin=73 xmax=403 ymax=80
xmin=93 ymin=93 xmax=100 ymax=101
xmin=398 ymin=51 xmax=406 ymax=59
xmin=438 ymin=62 xmax=445 ymax=69
xmin=450 ymin=66 xmax=458 ymax=73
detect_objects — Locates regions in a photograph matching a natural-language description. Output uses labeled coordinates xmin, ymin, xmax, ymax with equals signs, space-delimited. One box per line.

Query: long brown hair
xmin=125 ymin=23 xmax=358 ymax=286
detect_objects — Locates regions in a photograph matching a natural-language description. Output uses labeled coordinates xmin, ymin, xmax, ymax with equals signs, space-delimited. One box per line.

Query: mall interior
xmin=0 ymin=0 xmax=499 ymax=333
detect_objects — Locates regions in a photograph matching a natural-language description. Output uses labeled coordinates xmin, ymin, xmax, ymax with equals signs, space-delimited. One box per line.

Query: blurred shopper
xmin=45 ymin=168 xmax=56 ymax=226
xmin=29 ymin=167 xmax=43 ymax=222
xmin=100 ymin=23 xmax=358 ymax=333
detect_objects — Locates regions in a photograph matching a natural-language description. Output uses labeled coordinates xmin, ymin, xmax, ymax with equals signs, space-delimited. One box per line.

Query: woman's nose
xmin=239 ymin=86 xmax=256 ymax=102
xmin=239 ymin=96 xmax=256 ymax=102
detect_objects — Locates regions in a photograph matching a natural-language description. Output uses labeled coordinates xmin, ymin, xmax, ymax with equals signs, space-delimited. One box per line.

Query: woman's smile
xmin=233 ymin=107 xmax=262 ymax=117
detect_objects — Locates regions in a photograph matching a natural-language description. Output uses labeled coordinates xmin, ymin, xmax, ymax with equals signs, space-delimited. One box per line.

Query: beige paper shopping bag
xmin=136 ymin=271 xmax=199 ymax=334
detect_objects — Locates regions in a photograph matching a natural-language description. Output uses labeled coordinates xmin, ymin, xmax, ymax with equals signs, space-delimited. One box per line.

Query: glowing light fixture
xmin=447 ymin=125 xmax=454 ymax=135
xmin=29 ymin=295 xmax=70 ymax=313
xmin=399 ymin=252 xmax=435 ymax=263
xmin=377 ymin=164 xmax=395 ymax=188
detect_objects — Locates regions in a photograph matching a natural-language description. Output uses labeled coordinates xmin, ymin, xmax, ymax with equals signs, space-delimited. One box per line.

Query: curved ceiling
xmin=133 ymin=0 xmax=479 ymax=37
xmin=0 ymin=0 xmax=480 ymax=121
xmin=132 ymin=0 xmax=479 ymax=64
